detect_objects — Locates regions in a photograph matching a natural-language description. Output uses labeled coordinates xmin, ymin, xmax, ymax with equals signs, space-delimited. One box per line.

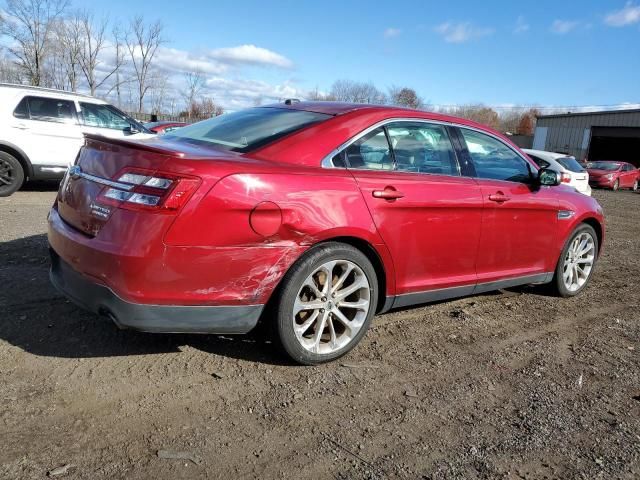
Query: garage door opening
xmin=588 ymin=126 xmax=640 ymax=167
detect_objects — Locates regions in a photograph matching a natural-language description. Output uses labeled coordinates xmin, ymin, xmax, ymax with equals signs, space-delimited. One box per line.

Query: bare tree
xmin=389 ymin=86 xmax=424 ymax=109
xmin=329 ymin=80 xmax=386 ymax=104
xmin=52 ymin=13 xmax=83 ymax=91
xmin=149 ymin=71 xmax=170 ymax=114
xmin=0 ymin=0 xmax=69 ymax=86
xmin=125 ymin=16 xmax=164 ymax=112
xmin=73 ymin=11 xmax=125 ymax=96
xmin=181 ymin=70 xmax=205 ymax=118
xmin=307 ymin=86 xmax=335 ymax=101
xmin=0 ymin=53 xmax=22 ymax=83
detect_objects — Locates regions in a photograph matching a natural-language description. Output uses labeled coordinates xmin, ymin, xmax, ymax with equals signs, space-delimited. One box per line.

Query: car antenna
xmin=284 ymin=98 xmax=300 ymax=105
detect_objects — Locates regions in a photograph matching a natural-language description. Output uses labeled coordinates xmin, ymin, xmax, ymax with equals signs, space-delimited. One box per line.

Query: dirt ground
xmin=1 ymin=184 xmax=639 ymax=480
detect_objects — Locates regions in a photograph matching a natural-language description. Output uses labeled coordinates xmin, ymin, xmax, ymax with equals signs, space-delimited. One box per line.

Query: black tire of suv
xmin=0 ymin=152 xmax=25 ymax=197
xmin=550 ymin=223 xmax=598 ymax=298
xmin=272 ymin=242 xmax=378 ymax=365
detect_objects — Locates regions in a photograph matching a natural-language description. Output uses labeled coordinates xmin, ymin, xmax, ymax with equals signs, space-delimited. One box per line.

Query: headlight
xmin=605 ymin=174 xmax=614 ymax=180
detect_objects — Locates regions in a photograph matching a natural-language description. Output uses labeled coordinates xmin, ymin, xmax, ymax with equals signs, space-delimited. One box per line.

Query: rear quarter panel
xmin=164 ymin=166 xmax=396 ymax=298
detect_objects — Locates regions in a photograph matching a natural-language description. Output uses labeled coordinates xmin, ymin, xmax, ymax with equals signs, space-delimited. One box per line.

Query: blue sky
xmin=73 ymin=0 xmax=640 ymax=110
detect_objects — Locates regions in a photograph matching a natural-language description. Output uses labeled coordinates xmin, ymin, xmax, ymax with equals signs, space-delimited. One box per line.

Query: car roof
xmin=0 ymin=83 xmax=106 ymax=103
xmin=261 ymin=101 xmax=496 ymax=130
xmin=522 ymin=149 xmax=573 ymax=161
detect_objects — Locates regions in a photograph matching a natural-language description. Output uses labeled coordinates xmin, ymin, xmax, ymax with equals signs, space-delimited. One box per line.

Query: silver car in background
xmin=523 ymin=149 xmax=592 ymax=196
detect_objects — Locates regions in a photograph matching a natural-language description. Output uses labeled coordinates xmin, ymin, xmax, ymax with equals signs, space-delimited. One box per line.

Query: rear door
xmin=343 ymin=121 xmax=483 ymax=301
xmin=621 ymin=164 xmax=637 ymax=187
xmin=454 ymin=127 xmax=559 ymax=285
xmin=13 ymin=95 xmax=84 ymax=167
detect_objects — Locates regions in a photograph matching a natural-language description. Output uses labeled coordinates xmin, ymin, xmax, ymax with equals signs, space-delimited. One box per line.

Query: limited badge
xmin=89 ymin=202 xmax=111 ymax=219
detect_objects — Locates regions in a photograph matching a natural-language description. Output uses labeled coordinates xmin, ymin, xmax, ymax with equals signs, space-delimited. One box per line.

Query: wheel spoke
xmin=335 ymin=276 xmax=367 ymax=300
xmin=0 ymin=174 xmax=11 ymax=185
xmin=293 ymin=298 xmax=325 ymax=315
xmin=295 ymin=309 xmax=319 ymax=335
xmin=338 ymin=298 xmax=369 ymax=311
xmin=331 ymin=264 xmax=354 ymax=293
xmin=311 ymin=311 xmax=329 ymax=353
xmin=327 ymin=316 xmax=337 ymax=349
xmin=302 ymin=277 xmax=323 ymax=298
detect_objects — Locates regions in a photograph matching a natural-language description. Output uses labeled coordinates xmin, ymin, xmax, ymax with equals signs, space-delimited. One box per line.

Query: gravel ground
xmin=1 ymin=185 xmax=639 ymax=479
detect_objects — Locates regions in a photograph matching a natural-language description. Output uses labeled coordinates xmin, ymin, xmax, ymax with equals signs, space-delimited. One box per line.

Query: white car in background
xmin=523 ymin=148 xmax=592 ymax=196
xmin=0 ymin=83 xmax=154 ymax=197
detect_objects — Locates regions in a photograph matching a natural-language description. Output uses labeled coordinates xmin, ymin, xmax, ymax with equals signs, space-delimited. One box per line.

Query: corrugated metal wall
xmin=534 ymin=110 xmax=640 ymax=159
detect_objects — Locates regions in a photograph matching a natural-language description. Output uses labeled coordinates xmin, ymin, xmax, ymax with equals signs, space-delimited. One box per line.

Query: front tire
xmin=273 ymin=242 xmax=378 ymax=365
xmin=633 ymin=180 xmax=638 ymax=192
xmin=0 ymin=152 xmax=24 ymax=197
xmin=550 ymin=224 xmax=598 ymax=297
xmin=612 ymin=179 xmax=619 ymax=191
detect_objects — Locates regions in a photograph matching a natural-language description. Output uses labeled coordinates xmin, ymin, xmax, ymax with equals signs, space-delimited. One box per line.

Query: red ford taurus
xmin=48 ymin=102 xmax=605 ymax=364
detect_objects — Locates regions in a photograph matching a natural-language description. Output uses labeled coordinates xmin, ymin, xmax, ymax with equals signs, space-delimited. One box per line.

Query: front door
xmin=341 ymin=122 xmax=484 ymax=303
xmin=455 ymin=127 xmax=559 ymax=285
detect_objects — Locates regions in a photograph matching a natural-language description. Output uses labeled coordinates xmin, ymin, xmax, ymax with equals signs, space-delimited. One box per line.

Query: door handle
xmin=488 ymin=192 xmax=510 ymax=203
xmin=372 ymin=186 xmax=404 ymax=200
xmin=13 ymin=123 xmax=29 ymax=130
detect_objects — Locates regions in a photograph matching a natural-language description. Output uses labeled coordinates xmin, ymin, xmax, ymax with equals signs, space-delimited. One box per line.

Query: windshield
xmin=164 ymin=107 xmax=331 ymax=152
xmin=556 ymin=156 xmax=584 ymax=173
xmin=589 ymin=161 xmax=621 ymax=171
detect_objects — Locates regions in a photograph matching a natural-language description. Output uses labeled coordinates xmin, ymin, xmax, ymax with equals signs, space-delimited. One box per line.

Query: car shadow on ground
xmin=21 ymin=180 xmax=61 ymax=192
xmin=0 ymin=234 xmax=294 ymax=366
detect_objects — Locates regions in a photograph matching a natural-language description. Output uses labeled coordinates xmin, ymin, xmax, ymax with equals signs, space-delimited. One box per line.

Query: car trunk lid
xmin=55 ymin=134 xmax=244 ymax=236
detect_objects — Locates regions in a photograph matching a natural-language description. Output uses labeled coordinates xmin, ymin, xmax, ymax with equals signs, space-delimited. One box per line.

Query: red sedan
xmin=48 ymin=102 xmax=605 ymax=364
xmin=587 ymin=161 xmax=639 ymax=191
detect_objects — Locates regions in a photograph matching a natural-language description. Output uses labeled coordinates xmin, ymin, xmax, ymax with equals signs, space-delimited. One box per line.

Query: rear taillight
xmin=561 ymin=172 xmax=571 ymax=183
xmin=97 ymin=168 xmax=200 ymax=212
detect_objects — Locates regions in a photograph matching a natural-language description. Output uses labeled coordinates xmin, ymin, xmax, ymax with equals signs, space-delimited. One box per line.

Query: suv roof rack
xmin=0 ymin=83 xmax=96 ymax=99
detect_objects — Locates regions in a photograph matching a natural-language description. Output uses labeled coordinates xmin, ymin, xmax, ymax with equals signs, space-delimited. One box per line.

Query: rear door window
xmin=386 ymin=122 xmax=459 ymax=176
xmin=556 ymin=156 xmax=584 ymax=172
xmin=344 ymin=127 xmax=393 ymax=170
xmin=23 ymin=96 xmax=76 ymax=124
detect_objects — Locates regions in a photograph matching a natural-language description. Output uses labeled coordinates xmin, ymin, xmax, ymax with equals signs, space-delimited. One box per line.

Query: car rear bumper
xmin=49 ymin=249 xmax=263 ymax=334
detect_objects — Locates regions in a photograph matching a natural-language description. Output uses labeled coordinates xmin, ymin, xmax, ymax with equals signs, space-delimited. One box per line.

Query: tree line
xmin=309 ymin=79 xmax=539 ymax=135
xmin=0 ymin=0 xmax=222 ymax=117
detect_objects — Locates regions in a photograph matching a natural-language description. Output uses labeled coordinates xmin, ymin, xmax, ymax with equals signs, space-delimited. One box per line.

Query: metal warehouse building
xmin=533 ymin=109 xmax=640 ymax=167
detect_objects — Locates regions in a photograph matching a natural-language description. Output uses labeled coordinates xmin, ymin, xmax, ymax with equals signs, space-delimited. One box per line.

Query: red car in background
xmin=144 ymin=121 xmax=187 ymax=134
xmin=587 ymin=161 xmax=639 ymax=191
xmin=48 ymin=102 xmax=605 ymax=364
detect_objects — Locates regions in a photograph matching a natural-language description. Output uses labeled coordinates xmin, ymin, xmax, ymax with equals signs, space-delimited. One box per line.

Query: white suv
xmin=523 ymin=149 xmax=592 ymax=196
xmin=0 ymin=84 xmax=154 ymax=197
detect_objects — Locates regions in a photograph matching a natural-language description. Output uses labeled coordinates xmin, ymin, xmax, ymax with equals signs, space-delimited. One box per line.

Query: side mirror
xmin=538 ymin=168 xmax=561 ymax=186
xmin=124 ymin=125 xmax=140 ymax=135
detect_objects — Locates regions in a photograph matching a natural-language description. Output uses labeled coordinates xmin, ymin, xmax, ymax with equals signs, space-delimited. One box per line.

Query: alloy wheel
xmin=0 ymin=157 xmax=15 ymax=187
xmin=633 ymin=180 xmax=638 ymax=192
xmin=292 ymin=260 xmax=371 ymax=355
xmin=562 ymin=232 xmax=595 ymax=293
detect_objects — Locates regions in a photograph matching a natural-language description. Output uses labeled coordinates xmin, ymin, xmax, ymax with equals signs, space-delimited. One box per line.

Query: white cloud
xmin=434 ymin=22 xmax=494 ymax=43
xmin=550 ymin=19 xmax=580 ymax=34
xmin=383 ymin=27 xmax=402 ymax=38
xmin=208 ymin=45 xmax=293 ymax=69
xmin=155 ymin=47 xmax=228 ymax=75
xmin=514 ymin=16 xmax=530 ymax=34
xmin=605 ymin=2 xmax=640 ymax=26
xmin=204 ymin=76 xmax=305 ymax=107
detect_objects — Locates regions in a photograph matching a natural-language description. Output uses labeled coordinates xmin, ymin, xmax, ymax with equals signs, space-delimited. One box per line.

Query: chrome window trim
xmin=321 ymin=117 xmax=539 ymax=183
xmin=68 ymin=165 xmax=135 ymax=191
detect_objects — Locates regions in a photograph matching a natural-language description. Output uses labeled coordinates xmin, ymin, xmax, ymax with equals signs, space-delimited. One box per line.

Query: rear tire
xmin=550 ymin=224 xmax=598 ymax=298
xmin=0 ymin=152 xmax=24 ymax=197
xmin=273 ymin=242 xmax=378 ymax=365
xmin=612 ymin=179 xmax=619 ymax=191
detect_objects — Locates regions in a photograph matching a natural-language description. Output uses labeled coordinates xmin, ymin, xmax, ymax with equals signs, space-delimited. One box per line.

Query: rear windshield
xmin=556 ymin=156 xmax=584 ymax=173
xmin=589 ymin=161 xmax=621 ymax=171
xmin=164 ymin=107 xmax=331 ymax=152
